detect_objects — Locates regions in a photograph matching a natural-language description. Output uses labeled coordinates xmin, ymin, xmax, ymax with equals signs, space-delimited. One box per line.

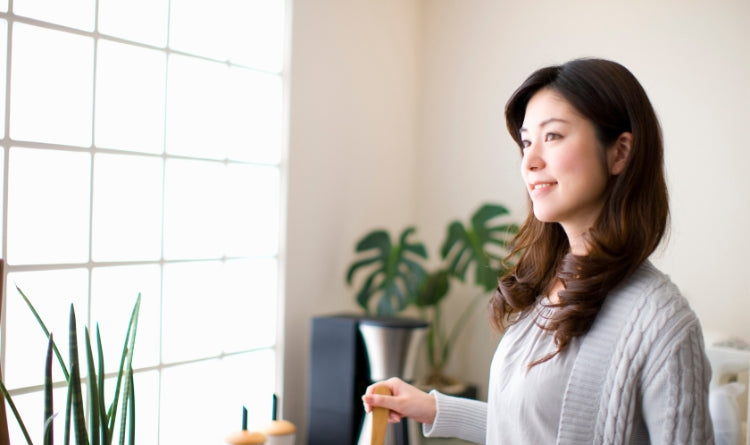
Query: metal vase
xmin=357 ymin=317 xmax=428 ymax=445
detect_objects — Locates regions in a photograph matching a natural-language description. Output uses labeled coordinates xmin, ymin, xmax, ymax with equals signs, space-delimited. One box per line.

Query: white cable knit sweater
xmin=423 ymin=261 xmax=715 ymax=444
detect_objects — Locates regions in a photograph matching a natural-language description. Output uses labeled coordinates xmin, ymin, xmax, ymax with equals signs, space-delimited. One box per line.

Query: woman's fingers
xmin=362 ymin=377 xmax=436 ymax=425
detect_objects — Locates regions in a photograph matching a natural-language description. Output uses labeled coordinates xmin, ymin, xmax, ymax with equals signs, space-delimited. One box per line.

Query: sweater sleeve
xmin=641 ymin=320 xmax=715 ymax=444
xmin=422 ymin=390 xmax=487 ymax=444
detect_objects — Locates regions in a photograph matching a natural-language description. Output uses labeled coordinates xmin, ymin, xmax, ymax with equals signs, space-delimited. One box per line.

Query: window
xmin=0 ymin=1 xmax=287 ymax=443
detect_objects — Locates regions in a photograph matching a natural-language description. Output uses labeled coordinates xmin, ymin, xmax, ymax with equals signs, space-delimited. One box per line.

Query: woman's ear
xmin=608 ymin=132 xmax=632 ymax=175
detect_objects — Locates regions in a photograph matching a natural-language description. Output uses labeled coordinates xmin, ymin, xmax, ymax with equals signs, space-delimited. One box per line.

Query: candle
xmin=226 ymin=406 xmax=266 ymax=445
xmin=262 ymin=394 xmax=296 ymax=445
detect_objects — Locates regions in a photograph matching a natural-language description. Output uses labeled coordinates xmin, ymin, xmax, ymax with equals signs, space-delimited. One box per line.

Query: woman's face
xmin=520 ymin=88 xmax=620 ymax=251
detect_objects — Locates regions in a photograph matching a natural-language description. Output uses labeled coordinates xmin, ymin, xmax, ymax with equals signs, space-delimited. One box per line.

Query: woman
xmin=362 ymin=58 xmax=714 ymax=444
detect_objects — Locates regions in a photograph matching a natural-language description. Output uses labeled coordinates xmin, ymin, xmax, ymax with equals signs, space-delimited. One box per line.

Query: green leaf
xmin=440 ymin=203 xmax=518 ymax=291
xmin=117 ymin=377 xmax=128 ymax=445
xmin=70 ymin=363 xmax=89 ymax=445
xmin=470 ymin=203 xmax=509 ymax=228
xmin=118 ymin=370 xmax=135 ymax=445
xmin=44 ymin=335 xmax=55 ymax=445
xmin=347 ymin=227 xmax=428 ymax=315
xmin=413 ymin=270 xmax=450 ymax=308
xmin=67 ymin=307 xmax=89 ymax=445
xmin=127 ymin=369 xmax=135 ymax=445
xmin=16 ymin=285 xmax=69 ymax=381
xmin=108 ymin=295 xmax=141 ymax=440
xmin=399 ymin=258 xmax=428 ymax=295
xmin=355 ymin=230 xmax=391 ymax=253
xmin=95 ymin=327 xmax=108 ymax=445
xmin=355 ymin=273 xmax=379 ymax=314
xmin=345 ymin=256 xmax=381 ymax=284
xmin=0 ymin=380 xmax=34 ymax=445
xmin=64 ymin=370 xmax=72 ymax=445
xmin=399 ymin=227 xmax=427 ymax=258
xmin=85 ymin=328 xmax=100 ymax=445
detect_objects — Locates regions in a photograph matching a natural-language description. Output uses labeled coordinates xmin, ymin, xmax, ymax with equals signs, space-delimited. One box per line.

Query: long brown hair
xmin=490 ymin=58 xmax=669 ymax=365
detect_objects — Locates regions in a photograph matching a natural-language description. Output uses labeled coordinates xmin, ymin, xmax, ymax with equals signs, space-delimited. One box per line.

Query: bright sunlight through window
xmin=0 ymin=1 xmax=287 ymax=443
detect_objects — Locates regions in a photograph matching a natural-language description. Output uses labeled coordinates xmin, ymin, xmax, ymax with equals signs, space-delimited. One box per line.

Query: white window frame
xmin=0 ymin=1 xmax=289 ymax=443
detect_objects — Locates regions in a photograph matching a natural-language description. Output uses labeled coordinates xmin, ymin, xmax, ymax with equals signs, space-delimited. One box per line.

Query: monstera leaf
xmin=413 ymin=269 xmax=450 ymax=309
xmin=346 ymin=227 xmax=428 ymax=316
xmin=441 ymin=203 xmax=519 ymax=291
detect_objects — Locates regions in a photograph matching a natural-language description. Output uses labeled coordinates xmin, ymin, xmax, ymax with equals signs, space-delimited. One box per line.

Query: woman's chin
xmin=532 ymin=210 xmax=557 ymax=223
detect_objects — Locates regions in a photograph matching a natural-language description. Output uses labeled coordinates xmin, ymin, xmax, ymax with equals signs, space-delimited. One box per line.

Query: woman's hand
xmin=362 ymin=377 xmax=437 ymax=425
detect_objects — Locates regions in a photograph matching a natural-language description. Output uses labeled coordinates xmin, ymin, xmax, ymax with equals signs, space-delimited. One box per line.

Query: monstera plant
xmin=346 ymin=203 xmax=518 ymax=391
xmin=414 ymin=203 xmax=518 ymax=391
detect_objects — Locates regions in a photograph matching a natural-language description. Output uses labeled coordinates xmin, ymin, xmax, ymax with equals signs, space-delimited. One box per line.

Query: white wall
xmin=285 ymin=0 xmax=421 ymax=440
xmin=415 ymin=0 xmax=750 ymax=399
xmin=286 ymin=0 xmax=750 ymax=440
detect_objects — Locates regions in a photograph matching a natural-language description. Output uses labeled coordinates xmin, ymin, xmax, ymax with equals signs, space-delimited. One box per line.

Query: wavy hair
xmin=490 ymin=58 xmax=669 ymax=366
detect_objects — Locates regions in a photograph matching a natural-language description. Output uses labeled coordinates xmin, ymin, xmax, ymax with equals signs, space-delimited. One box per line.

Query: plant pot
xmin=415 ymin=374 xmax=478 ymax=400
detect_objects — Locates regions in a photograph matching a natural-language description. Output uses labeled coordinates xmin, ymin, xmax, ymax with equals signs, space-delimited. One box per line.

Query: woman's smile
xmin=528 ymin=181 xmax=558 ymax=197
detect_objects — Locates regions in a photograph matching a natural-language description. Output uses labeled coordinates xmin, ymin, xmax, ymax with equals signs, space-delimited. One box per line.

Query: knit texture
xmin=427 ymin=391 xmax=487 ymax=443
xmin=424 ymin=261 xmax=715 ymax=444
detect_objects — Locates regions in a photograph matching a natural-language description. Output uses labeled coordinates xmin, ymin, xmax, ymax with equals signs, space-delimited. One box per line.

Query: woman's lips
xmin=529 ymin=181 xmax=557 ymax=196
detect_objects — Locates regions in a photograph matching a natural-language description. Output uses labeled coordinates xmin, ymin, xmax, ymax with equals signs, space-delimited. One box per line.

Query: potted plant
xmin=0 ymin=286 xmax=141 ymax=445
xmin=345 ymin=203 xmax=518 ymax=394
xmin=413 ymin=203 xmax=517 ymax=395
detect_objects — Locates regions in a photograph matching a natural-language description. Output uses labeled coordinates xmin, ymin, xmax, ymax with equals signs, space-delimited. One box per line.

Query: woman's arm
xmin=362 ymin=378 xmax=488 ymax=444
xmin=641 ymin=322 xmax=714 ymax=444
xmin=423 ymin=391 xmax=487 ymax=443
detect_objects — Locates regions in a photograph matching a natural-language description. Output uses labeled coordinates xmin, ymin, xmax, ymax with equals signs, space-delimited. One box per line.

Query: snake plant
xmin=0 ymin=287 xmax=141 ymax=445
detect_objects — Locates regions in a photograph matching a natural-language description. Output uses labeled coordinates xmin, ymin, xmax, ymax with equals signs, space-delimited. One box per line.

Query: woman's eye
xmin=521 ymin=140 xmax=531 ymax=149
xmin=545 ymin=133 xmax=561 ymax=142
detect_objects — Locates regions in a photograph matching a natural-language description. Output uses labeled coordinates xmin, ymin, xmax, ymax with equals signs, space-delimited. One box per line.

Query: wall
xmin=285 ymin=0 xmax=421 ymax=440
xmin=286 ymin=0 xmax=750 ymax=440
xmin=415 ymin=0 xmax=750 ymax=398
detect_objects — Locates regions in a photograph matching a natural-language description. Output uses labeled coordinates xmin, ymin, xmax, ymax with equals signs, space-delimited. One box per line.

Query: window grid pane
xmin=7 ymin=147 xmax=91 ymax=264
xmin=1 ymin=4 xmax=286 ymax=444
xmin=92 ymin=153 xmax=163 ymax=261
xmin=98 ymin=0 xmax=168 ymax=47
xmin=10 ymin=23 xmax=94 ymax=147
xmin=94 ymin=39 xmax=166 ymax=154
xmin=13 ymin=0 xmax=96 ymax=32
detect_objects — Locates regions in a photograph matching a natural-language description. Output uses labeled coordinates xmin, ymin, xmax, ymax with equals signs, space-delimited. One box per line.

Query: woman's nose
xmin=522 ymin=143 xmax=544 ymax=171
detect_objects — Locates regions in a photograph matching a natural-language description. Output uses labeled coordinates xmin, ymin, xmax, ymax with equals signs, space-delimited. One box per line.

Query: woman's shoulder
xmin=604 ymin=260 xmax=701 ymax=344
xmin=613 ymin=260 xmax=688 ymax=311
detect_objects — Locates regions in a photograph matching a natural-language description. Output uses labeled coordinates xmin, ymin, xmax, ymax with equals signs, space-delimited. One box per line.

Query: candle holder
xmin=225 ymin=406 xmax=267 ymax=445
xmin=262 ymin=394 xmax=296 ymax=445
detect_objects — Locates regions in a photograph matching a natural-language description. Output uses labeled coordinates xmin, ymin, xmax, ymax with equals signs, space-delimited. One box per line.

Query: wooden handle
xmin=371 ymin=385 xmax=392 ymax=445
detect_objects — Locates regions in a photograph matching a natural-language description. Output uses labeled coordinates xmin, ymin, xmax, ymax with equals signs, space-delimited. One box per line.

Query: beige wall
xmin=286 ymin=0 xmax=750 ymax=440
xmin=285 ymin=0 xmax=422 ymax=440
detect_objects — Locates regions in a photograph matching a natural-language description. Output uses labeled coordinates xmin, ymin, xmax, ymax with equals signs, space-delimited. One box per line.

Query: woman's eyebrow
xmin=520 ymin=117 xmax=570 ymax=133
